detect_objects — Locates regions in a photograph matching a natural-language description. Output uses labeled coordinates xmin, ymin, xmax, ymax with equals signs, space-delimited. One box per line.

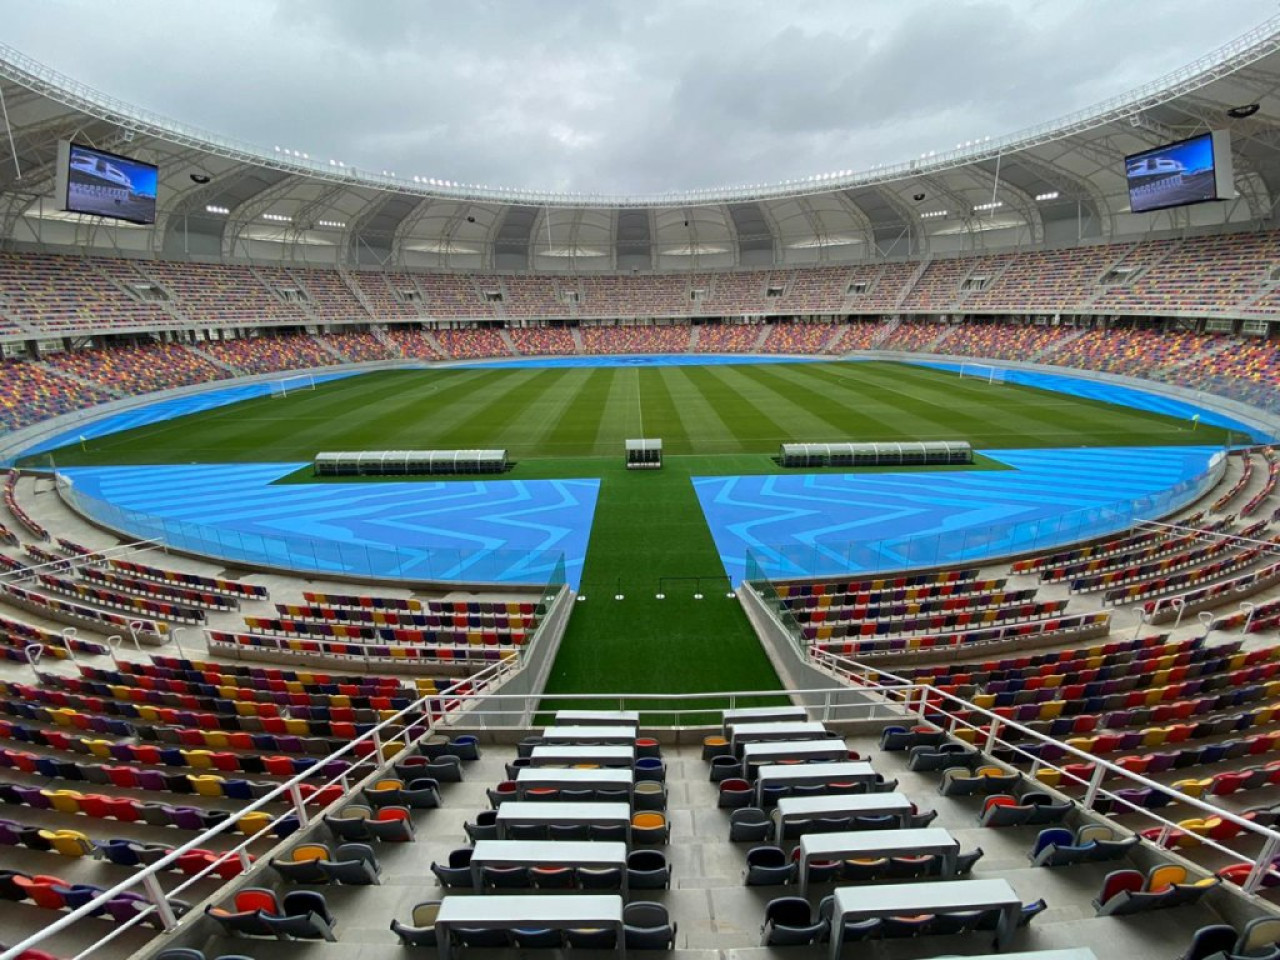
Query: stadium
xmin=1 ymin=7 xmax=1280 ymax=960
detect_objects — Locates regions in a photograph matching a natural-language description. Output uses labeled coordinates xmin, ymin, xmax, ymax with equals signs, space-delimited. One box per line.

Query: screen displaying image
xmin=1125 ymin=133 xmax=1218 ymax=214
xmin=64 ymin=143 xmax=158 ymax=224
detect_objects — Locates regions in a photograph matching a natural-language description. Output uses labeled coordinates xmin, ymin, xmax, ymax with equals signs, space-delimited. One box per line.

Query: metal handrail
xmin=812 ymin=647 xmax=1280 ymax=893
xmin=0 ymin=656 xmax=515 ymax=960
xmin=7 ymin=659 xmax=1280 ymax=959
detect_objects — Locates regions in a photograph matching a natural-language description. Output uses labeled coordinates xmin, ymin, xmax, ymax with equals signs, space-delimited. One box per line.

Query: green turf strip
xmin=528 ymin=455 xmax=789 ymax=719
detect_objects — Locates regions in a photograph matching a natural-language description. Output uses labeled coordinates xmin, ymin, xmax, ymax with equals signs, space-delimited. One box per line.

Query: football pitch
xmin=37 ymin=360 xmax=1234 ymax=706
xmin=44 ymin=360 xmax=1227 ymax=466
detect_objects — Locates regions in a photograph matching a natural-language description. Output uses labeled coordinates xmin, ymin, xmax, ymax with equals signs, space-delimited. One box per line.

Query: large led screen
xmin=1125 ymin=131 xmax=1231 ymax=214
xmin=61 ymin=143 xmax=158 ymax=224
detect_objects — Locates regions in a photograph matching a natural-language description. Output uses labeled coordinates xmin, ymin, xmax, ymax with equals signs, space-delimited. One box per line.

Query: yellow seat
xmin=49 ymin=707 xmax=77 ymax=728
xmin=951 ymin=728 xmax=978 ymax=744
xmin=1039 ymin=701 xmax=1065 ymax=721
xmin=189 ymin=774 xmax=226 ymax=797
xmin=44 ymin=789 xmax=83 ymax=814
xmin=288 ymin=843 xmax=331 ymax=863
xmin=1173 ymin=778 xmax=1210 ymax=798
xmin=1141 ymin=728 xmax=1168 ymax=747
xmin=631 ymin=811 xmax=668 ymax=843
xmin=135 ymin=705 xmax=160 ymax=722
xmin=40 ymin=829 xmax=94 ymax=858
xmin=182 ymin=749 xmax=215 ymax=769
xmin=380 ymin=742 xmax=405 ymax=760
xmin=1147 ymin=863 xmax=1187 ymax=892
xmin=284 ymin=718 xmax=309 ymax=737
xmin=203 ymin=731 xmax=230 ymax=749
xmin=238 ymin=811 xmax=273 ymax=835
xmin=1034 ymin=768 xmax=1062 ymax=786
xmin=1174 ymin=818 xmax=1209 ymax=847
xmin=1064 ymin=737 xmax=1094 ymax=754
xmin=85 ymin=739 xmax=113 ymax=758
xmin=970 ymin=694 xmax=996 ymax=710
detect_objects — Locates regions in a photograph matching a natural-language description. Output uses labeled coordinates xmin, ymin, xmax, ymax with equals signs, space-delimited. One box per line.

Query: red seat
xmin=15 ymin=875 xmax=68 ymax=910
xmin=106 ymin=766 xmax=138 ymax=788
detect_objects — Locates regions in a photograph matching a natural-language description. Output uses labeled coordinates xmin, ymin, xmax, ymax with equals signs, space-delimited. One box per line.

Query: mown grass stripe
xmin=652 ymin=365 xmax=745 ymax=455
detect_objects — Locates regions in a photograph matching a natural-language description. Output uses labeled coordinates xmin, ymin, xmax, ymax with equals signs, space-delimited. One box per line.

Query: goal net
xmin=957 ymin=363 xmax=1007 ymax=385
xmin=269 ymin=374 xmax=317 ymax=398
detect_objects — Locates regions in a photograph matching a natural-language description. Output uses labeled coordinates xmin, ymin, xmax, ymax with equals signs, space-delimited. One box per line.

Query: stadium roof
xmin=3 ymin=18 xmax=1280 ymax=271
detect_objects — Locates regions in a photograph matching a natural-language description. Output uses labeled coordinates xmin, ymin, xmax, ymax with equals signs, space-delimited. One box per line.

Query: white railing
xmin=0 ymin=656 xmax=515 ymax=960
xmin=7 ymin=667 xmax=1280 ymax=958
xmin=811 ymin=648 xmax=1280 ymax=895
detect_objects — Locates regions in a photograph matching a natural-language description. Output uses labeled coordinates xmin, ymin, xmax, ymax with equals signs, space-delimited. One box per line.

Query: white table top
xmin=801 ymin=827 xmax=956 ymax=860
xmin=949 ymin=952 xmax=1095 ymax=960
xmin=516 ymin=768 xmax=634 ymax=788
xmin=529 ymin=745 xmax=636 ymax=766
xmin=776 ymin=792 xmax=912 ymax=820
xmin=832 ymin=878 xmax=1019 ymax=915
xmin=437 ymin=893 xmax=623 ymax=925
xmin=741 ymin=739 xmax=847 ymax=766
xmin=756 ymin=761 xmax=876 ymax=786
xmin=729 ymin=720 xmax=828 ymax=743
xmin=555 ymin=709 xmax=640 ymax=726
xmin=541 ymin=725 xmax=638 ymax=743
xmin=723 ymin=705 xmax=806 ymax=727
xmin=495 ymin=801 xmax=631 ymax=822
xmin=470 ymin=839 xmax=627 ymax=866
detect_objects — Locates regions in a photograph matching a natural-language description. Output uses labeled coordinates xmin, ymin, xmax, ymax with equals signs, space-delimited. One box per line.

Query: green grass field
xmin=31 ymin=360 xmax=1233 ymax=704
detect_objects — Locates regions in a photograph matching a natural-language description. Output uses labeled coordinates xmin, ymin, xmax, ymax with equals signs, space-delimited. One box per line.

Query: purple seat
xmin=109 ymin=744 xmax=135 ymax=762
xmin=0 ymin=820 xmax=20 ymax=844
xmin=14 ymin=786 xmax=48 ymax=808
xmin=316 ymin=759 xmax=350 ymax=780
xmin=168 ymin=807 xmax=204 ymax=831
xmin=105 ymin=892 xmax=179 ymax=929
xmin=136 ymin=770 xmax=166 ymax=791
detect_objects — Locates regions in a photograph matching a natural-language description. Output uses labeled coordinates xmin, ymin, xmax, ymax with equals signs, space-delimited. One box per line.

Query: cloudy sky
xmin=3 ymin=0 xmax=1277 ymax=194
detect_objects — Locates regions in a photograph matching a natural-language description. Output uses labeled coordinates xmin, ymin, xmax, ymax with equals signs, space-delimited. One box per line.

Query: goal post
xmin=269 ymin=374 xmax=317 ymax=398
xmin=957 ymin=362 xmax=1006 ymax=385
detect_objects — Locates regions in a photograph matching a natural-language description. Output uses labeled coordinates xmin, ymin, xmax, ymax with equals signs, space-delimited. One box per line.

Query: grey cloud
xmin=0 ymin=0 xmax=1275 ymax=193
